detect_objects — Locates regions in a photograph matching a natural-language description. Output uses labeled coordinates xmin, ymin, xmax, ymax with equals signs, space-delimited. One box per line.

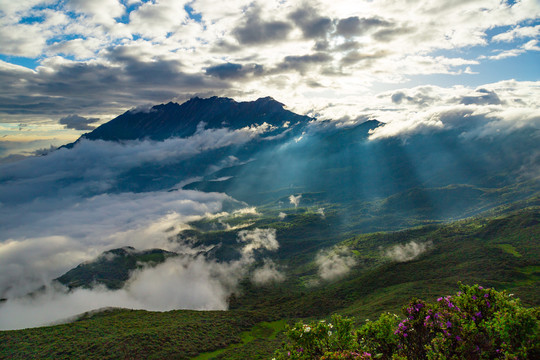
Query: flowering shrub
xmin=274 ymin=284 xmax=539 ymax=360
xmin=273 ymin=315 xmax=361 ymax=359
xmin=357 ymin=312 xmax=399 ymax=359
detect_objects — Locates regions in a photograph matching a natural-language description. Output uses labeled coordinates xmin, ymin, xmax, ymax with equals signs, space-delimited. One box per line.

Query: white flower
xmin=328 ymin=331 xmax=333 ymax=336
xmin=304 ymin=326 xmax=311 ymax=333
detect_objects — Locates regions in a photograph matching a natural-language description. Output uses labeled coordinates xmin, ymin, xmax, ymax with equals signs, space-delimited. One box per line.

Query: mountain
xmin=55 ymin=247 xmax=177 ymax=290
xmin=77 ymin=96 xmax=310 ymax=143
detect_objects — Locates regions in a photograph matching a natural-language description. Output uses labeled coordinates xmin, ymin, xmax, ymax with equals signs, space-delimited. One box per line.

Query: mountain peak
xmin=80 ymin=96 xmax=310 ymax=142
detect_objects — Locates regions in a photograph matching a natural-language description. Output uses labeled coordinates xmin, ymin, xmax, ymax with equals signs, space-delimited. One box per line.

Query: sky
xmin=0 ymin=0 xmax=539 ymax=158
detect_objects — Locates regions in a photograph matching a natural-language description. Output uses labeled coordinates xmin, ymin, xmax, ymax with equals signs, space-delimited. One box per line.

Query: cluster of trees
xmin=274 ymin=284 xmax=539 ymax=359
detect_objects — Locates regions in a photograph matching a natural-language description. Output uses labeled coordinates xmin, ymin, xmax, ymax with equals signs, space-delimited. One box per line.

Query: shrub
xmin=274 ymin=284 xmax=539 ymax=360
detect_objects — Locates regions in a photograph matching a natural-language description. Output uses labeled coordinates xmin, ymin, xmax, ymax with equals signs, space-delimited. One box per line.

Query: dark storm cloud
xmin=0 ymin=53 xmax=229 ymax=117
xmin=390 ymin=91 xmax=437 ymax=106
xmin=459 ymin=89 xmax=503 ymax=105
xmin=373 ymin=25 xmax=416 ymax=42
xmin=335 ymin=16 xmax=392 ymax=37
xmin=205 ymin=62 xmax=264 ymax=80
xmin=341 ymin=50 xmax=389 ymax=66
xmin=233 ymin=6 xmax=293 ymax=45
xmin=288 ymin=7 xmax=332 ymax=39
xmin=275 ymin=53 xmax=332 ymax=73
xmin=59 ymin=114 xmax=99 ymax=130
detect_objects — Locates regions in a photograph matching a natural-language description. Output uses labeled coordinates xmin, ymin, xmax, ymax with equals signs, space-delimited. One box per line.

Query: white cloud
xmin=0 ymin=254 xmax=243 ymax=330
xmin=0 ymin=23 xmax=47 ymax=57
xmin=251 ymin=259 xmax=285 ymax=285
xmin=384 ymin=241 xmax=432 ymax=262
xmin=65 ymin=0 xmax=125 ymax=26
xmin=366 ymin=80 xmax=540 ymax=140
xmin=492 ymin=24 xmax=540 ymax=42
xmin=315 ymin=246 xmax=357 ymax=281
xmin=237 ymin=228 xmax=279 ymax=256
xmin=0 ymin=224 xmax=282 ymax=330
xmin=0 ymin=0 xmax=538 ymax=138
xmin=289 ymin=194 xmax=301 ymax=208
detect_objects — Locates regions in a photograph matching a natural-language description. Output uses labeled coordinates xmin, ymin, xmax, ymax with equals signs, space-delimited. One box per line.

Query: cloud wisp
xmin=315 ymin=246 xmax=357 ymax=282
xmin=0 ymin=227 xmax=282 ymax=330
xmin=384 ymin=241 xmax=433 ymax=262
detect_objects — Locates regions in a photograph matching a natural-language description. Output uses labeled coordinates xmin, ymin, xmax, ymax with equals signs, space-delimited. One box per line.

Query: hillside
xmin=1 ymin=205 xmax=538 ymax=359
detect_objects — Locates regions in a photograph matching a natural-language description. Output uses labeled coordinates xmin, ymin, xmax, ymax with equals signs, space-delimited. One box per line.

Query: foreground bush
xmin=274 ymin=284 xmax=539 ymax=359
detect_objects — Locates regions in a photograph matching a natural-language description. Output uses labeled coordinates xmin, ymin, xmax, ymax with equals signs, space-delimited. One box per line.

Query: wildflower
xmin=472 ymin=296 xmax=477 ymax=300
xmin=456 ymin=336 xmax=462 ymax=341
xmin=304 ymin=326 xmax=311 ymax=333
xmin=328 ymin=331 xmax=332 ymax=336
xmin=479 ymin=286 xmax=483 ymax=289
xmin=446 ymin=321 xmax=452 ymax=328
xmin=484 ymin=294 xmax=489 ymax=298
xmin=329 ymin=323 xmax=333 ymax=328
xmin=486 ymin=301 xmax=491 ymax=308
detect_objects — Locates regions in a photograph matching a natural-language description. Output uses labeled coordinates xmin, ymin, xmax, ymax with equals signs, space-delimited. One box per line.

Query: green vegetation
xmin=273 ymin=284 xmax=539 ymax=360
xmin=0 ymin=309 xmax=263 ymax=360
xmin=1 ymin=205 xmax=538 ymax=359
xmin=193 ymin=320 xmax=286 ymax=360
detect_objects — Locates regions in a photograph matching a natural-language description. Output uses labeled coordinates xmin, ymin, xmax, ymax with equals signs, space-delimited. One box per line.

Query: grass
xmin=493 ymin=243 xmax=522 ymax=257
xmin=0 ymin=309 xmax=263 ymax=360
xmin=193 ymin=320 xmax=286 ymax=360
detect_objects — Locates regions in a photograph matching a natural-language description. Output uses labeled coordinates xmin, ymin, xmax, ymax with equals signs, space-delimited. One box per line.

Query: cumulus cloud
xmin=289 ymin=194 xmax=301 ymax=208
xmin=237 ymin=228 xmax=278 ymax=256
xmin=232 ymin=5 xmax=293 ymax=45
xmin=59 ymin=114 xmax=100 ymax=130
xmin=384 ymin=241 xmax=432 ymax=262
xmin=315 ymin=246 xmax=357 ymax=281
xmin=367 ymin=81 xmax=540 ymax=140
xmin=251 ymin=259 xmax=285 ymax=285
xmin=288 ymin=5 xmax=332 ymax=39
xmin=336 ymin=16 xmax=391 ymax=37
xmin=1 ymin=0 xmax=539 ymax=141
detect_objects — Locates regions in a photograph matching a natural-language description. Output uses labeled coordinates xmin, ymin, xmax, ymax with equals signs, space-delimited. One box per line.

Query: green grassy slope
xmin=0 ymin=309 xmax=264 ymax=360
xmin=1 ymin=206 xmax=538 ymax=359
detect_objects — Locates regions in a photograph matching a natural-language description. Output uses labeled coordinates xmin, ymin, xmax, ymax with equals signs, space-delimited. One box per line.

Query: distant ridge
xmin=69 ymin=96 xmax=310 ymax=145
